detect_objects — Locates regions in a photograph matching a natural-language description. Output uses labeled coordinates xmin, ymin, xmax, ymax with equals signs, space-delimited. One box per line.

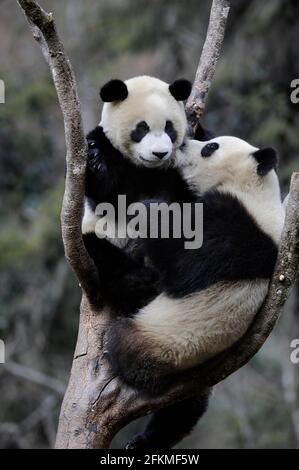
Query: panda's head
xmin=180 ymin=136 xmax=279 ymax=194
xmin=100 ymin=76 xmax=191 ymax=168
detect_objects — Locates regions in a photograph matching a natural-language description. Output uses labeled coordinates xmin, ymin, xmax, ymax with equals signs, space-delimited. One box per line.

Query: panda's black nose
xmin=152 ymin=151 xmax=168 ymax=159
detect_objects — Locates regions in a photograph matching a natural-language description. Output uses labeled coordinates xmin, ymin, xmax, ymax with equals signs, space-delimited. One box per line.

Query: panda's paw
xmin=87 ymin=140 xmax=107 ymax=175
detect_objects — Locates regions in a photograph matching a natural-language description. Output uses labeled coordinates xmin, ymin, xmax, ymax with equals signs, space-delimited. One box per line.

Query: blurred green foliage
xmin=0 ymin=0 xmax=298 ymax=450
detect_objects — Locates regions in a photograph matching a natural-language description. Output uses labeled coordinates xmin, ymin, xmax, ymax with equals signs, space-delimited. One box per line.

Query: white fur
xmin=133 ymin=136 xmax=285 ymax=367
xmin=134 ymin=131 xmax=173 ymax=167
xmin=100 ymin=76 xmax=187 ymax=167
xmin=177 ymin=137 xmax=285 ymax=243
xmin=82 ymin=200 xmax=98 ymax=235
xmin=82 ymin=200 xmax=128 ymax=248
xmin=83 ymin=75 xmax=189 ymax=240
xmin=136 ymin=280 xmax=269 ymax=367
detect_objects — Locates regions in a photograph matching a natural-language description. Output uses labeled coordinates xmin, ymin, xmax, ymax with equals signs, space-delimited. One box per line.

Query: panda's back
xmin=134 ymin=189 xmax=280 ymax=369
xmin=145 ymin=189 xmax=279 ymax=298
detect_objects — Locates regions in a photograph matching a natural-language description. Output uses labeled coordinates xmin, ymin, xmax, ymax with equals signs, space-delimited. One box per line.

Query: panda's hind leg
xmin=125 ymin=393 xmax=210 ymax=450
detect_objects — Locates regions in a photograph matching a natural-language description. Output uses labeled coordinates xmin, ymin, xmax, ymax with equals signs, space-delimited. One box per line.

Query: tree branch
xmin=55 ymin=174 xmax=299 ymax=449
xmin=3 ymin=361 xmax=65 ymax=394
xmin=17 ymin=0 xmax=299 ymax=450
xmin=185 ymin=0 xmax=230 ymax=134
xmin=17 ymin=0 xmax=100 ymax=304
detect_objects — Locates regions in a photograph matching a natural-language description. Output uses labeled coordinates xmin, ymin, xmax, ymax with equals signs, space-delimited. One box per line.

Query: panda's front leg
xmin=83 ymin=233 xmax=160 ymax=316
xmin=87 ymin=138 xmax=107 ymax=176
xmin=85 ymin=125 xmax=109 ymax=178
xmin=84 ymin=125 xmax=117 ymax=207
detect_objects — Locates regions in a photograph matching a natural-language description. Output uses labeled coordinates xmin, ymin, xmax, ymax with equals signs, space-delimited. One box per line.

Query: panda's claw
xmin=87 ymin=148 xmax=108 ymax=176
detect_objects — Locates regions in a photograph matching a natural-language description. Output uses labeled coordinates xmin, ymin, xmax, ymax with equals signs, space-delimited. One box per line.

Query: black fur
xmin=83 ymin=125 xmax=194 ymax=314
xmin=253 ymin=147 xmax=278 ymax=176
xmin=142 ymin=191 xmax=278 ymax=298
xmin=85 ymin=126 xmax=194 ymax=210
xmin=201 ymin=142 xmax=219 ymax=157
xmin=169 ymin=79 xmax=192 ymax=101
xmin=83 ymin=233 xmax=160 ymax=316
xmin=100 ymin=79 xmax=128 ymax=102
xmin=130 ymin=121 xmax=150 ymax=143
xmin=83 ymin=121 xmax=277 ymax=447
xmin=125 ymin=393 xmax=210 ymax=450
xmin=83 ymin=95 xmax=206 ymax=449
xmin=105 ymin=316 xmax=206 ymax=396
xmin=193 ymin=122 xmax=215 ymax=141
xmin=88 ymin=190 xmax=278 ymax=395
xmin=105 ymin=317 xmax=175 ymax=395
xmin=165 ymin=120 xmax=178 ymax=143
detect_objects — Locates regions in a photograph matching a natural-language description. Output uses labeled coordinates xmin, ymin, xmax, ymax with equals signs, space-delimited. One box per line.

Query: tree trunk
xmin=16 ymin=0 xmax=299 ymax=449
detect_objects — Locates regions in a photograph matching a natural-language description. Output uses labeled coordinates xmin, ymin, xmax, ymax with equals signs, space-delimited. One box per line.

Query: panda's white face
xmin=100 ymin=76 xmax=189 ymax=168
xmin=178 ymin=136 xmax=278 ymax=195
xmin=178 ymin=136 xmax=284 ymax=244
xmin=129 ymin=119 xmax=174 ymax=168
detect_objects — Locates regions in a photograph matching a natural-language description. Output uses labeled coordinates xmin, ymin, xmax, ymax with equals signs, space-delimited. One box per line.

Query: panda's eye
xmin=130 ymin=121 xmax=150 ymax=143
xmin=88 ymin=140 xmax=96 ymax=148
xmin=165 ymin=120 xmax=177 ymax=143
xmin=138 ymin=121 xmax=149 ymax=129
xmin=201 ymin=142 xmax=219 ymax=157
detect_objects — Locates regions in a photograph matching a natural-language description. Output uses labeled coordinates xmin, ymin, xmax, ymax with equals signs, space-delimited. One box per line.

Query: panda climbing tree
xmin=17 ymin=0 xmax=299 ymax=450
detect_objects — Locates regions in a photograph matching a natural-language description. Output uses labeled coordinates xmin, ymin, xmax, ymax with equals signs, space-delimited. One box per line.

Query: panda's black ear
xmin=169 ymin=79 xmax=192 ymax=101
xmin=253 ymin=147 xmax=278 ymax=176
xmin=100 ymin=79 xmax=128 ymax=102
xmin=193 ymin=122 xmax=215 ymax=141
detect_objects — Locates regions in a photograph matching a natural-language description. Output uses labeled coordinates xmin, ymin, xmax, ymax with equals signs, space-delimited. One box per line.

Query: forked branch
xmin=17 ymin=0 xmax=299 ymax=450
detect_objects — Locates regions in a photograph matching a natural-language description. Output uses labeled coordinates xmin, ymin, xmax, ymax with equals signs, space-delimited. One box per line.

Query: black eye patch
xmin=165 ymin=120 xmax=177 ymax=143
xmin=130 ymin=121 xmax=150 ymax=143
xmin=201 ymin=142 xmax=219 ymax=157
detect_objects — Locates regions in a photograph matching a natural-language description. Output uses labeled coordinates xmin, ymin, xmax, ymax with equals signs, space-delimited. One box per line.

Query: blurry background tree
xmin=0 ymin=0 xmax=298 ymax=449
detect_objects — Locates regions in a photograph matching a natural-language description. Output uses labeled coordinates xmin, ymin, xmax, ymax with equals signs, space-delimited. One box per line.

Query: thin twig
xmin=3 ymin=361 xmax=65 ymax=394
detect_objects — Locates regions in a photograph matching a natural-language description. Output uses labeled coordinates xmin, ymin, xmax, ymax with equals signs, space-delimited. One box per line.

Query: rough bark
xmin=185 ymin=0 xmax=230 ymax=134
xmin=16 ymin=0 xmax=299 ymax=450
xmin=17 ymin=0 xmax=100 ymax=304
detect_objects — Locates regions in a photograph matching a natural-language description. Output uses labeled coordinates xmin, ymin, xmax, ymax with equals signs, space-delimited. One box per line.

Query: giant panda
xmin=82 ymin=75 xmax=215 ymax=313
xmin=82 ymin=75 xmax=199 ymax=248
xmin=84 ymin=136 xmax=285 ymax=449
